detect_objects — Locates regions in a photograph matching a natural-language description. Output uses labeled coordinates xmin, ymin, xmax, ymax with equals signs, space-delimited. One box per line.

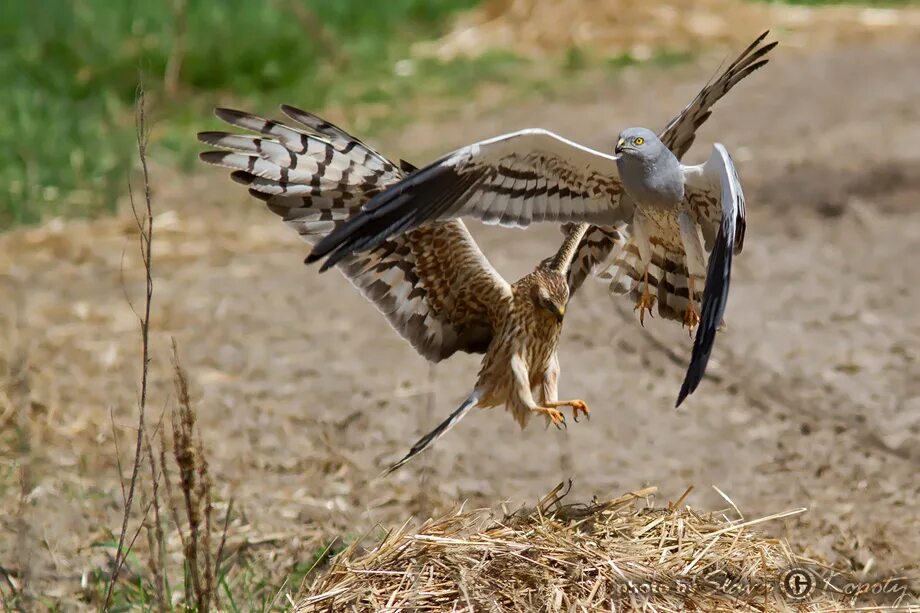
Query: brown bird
xmin=307 ymin=33 xmax=775 ymax=410
xmin=201 ymin=105 xmax=591 ymax=471
xmin=198 ymin=33 xmax=774 ymax=471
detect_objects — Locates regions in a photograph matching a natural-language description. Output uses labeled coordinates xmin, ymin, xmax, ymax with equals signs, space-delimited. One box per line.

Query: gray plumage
xmin=614 ymin=128 xmax=684 ymax=210
xmin=305 ymin=28 xmax=767 ymax=406
xmin=613 ymin=128 xmax=746 ymax=406
xmin=207 ymin=34 xmax=772 ymax=434
xmin=306 ymin=118 xmax=750 ymax=409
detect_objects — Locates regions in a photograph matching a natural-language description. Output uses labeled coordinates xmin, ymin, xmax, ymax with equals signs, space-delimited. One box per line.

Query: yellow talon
xmin=542 ymin=399 xmax=591 ymax=423
xmin=634 ymin=287 xmax=656 ymax=326
xmin=569 ymin=400 xmax=590 ymax=422
xmin=533 ymin=406 xmax=566 ymax=429
xmin=683 ymin=304 xmax=700 ymax=334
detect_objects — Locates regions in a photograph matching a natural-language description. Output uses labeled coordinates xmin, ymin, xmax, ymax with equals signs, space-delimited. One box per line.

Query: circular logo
xmin=780 ymin=567 xmax=816 ymax=601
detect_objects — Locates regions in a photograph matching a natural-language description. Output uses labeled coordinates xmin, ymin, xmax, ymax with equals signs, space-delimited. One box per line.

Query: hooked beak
xmin=552 ymin=303 xmax=565 ymax=322
xmin=614 ymin=137 xmax=625 ymax=155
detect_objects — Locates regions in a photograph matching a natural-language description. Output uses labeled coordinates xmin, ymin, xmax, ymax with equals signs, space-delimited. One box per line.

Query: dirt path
xmin=2 ymin=40 xmax=919 ymax=601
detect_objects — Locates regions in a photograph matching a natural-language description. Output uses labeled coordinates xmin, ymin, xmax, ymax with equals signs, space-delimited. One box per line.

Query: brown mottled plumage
xmin=474 ymin=229 xmax=588 ymax=429
xmin=199 ymin=108 xmax=590 ymax=473
xmin=197 ymin=32 xmax=774 ymax=471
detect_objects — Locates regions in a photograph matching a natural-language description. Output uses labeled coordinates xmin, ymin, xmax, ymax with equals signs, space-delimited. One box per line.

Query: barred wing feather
xmin=308 ymin=129 xmax=630 ymax=270
xmin=659 ymin=31 xmax=776 ymax=158
xmin=565 ymin=31 xmax=773 ymax=297
xmin=199 ymin=106 xmax=511 ymax=362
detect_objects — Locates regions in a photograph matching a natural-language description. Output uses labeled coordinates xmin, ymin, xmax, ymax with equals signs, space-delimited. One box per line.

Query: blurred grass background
xmin=0 ymin=0 xmax=493 ymax=228
xmin=2 ymin=0 xmax=914 ymax=229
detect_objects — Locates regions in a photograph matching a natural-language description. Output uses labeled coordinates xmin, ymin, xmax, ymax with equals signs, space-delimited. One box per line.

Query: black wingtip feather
xmin=247 ymin=187 xmax=273 ymax=203
xmin=304 ymin=253 xmax=333 ymax=272
xmin=399 ymin=159 xmax=418 ymax=173
xmin=214 ymin=107 xmax=248 ymax=122
xmin=308 ymin=158 xmax=470 ymax=268
xmin=197 ymin=131 xmax=229 ymax=145
xmin=676 ymin=224 xmax=733 ymax=408
xmin=279 ymin=103 xmax=306 ymax=117
xmin=230 ymin=170 xmax=254 ymax=186
xmin=280 ymin=104 xmax=326 ymax=128
xmin=747 ymin=59 xmax=770 ymax=74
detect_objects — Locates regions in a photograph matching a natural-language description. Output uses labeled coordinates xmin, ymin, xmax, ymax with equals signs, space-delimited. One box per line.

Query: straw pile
xmin=296 ymin=484 xmax=851 ymax=612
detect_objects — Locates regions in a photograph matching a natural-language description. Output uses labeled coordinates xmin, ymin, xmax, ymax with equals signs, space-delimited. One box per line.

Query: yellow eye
xmin=634 ymin=137 xmax=645 ymax=146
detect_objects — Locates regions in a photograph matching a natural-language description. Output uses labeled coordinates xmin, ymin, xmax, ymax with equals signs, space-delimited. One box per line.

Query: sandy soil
xmin=2 ymin=39 xmax=919 ymax=604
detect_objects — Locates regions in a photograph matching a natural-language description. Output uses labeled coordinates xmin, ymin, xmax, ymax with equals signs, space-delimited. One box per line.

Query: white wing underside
xmin=429 ymin=129 xmax=628 ymax=228
xmin=307 ymin=128 xmax=636 ymax=269
xmin=680 ymin=144 xmax=746 ymax=405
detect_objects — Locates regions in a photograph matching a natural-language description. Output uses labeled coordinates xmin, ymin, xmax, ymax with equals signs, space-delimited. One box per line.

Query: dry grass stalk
xmin=143 ymin=426 xmax=168 ymax=613
xmin=166 ymin=339 xmax=219 ymax=612
xmin=97 ymin=81 xmax=230 ymax=611
xmin=97 ymin=344 xmax=231 ymax=612
xmin=103 ymin=82 xmax=155 ymax=612
xmin=171 ymin=340 xmax=203 ymax=608
xmin=197 ymin=428 xmax=216 ymax=609
xmin=295 ymin=484 xmax=859 ymax=612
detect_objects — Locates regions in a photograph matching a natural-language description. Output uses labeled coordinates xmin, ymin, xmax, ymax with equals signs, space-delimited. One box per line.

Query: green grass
xmin=759 ymin=0 xmax=917 ymax=4
xmin=0 ymin=0 xmax=483 ymax=228
xmin=72 ymin=539 xmax=344 ymax=612
xmin=10 ymin=0 xmax=911 ymax=228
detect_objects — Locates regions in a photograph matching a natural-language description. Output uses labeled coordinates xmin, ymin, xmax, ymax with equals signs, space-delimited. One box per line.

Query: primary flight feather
xmin=308 ymin=33 xmax=773 ymax=409
xmin=199 ymin=32 xmax=774 ymax=470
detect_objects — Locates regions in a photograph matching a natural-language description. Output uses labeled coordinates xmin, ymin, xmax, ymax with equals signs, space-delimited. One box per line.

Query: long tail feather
xmin=383 ymin=391 xmax=480 ymax=475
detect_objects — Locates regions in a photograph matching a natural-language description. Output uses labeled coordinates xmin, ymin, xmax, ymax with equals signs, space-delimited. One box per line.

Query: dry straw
xmin=296 ymin=483 xmax=867 ymax=612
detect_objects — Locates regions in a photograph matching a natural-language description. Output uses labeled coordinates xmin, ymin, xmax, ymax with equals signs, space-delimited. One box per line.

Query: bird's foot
xmin=567 ymin=399 xmax=591 ymax=422
xmin=634 ymin=289 xmax=656 ymax=326
xmin=532 ymin=406 xmax=566 ymax=429
xmin=682 ymin=303 xmax=700 ymax=334
xmin=544 ymin=399 xmax=591 ymax=422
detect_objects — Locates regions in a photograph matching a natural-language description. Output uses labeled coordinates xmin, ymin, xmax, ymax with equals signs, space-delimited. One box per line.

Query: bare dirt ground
xmin=2 ymin=39 xmax=920 ymax=605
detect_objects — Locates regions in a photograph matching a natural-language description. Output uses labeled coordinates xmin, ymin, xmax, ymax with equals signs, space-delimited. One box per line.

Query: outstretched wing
xmin=659 ymin=31 xmax=776 ymax=158
xmin=307 ymin=129 xmax=629 ymax=270
xmin=676 ymin=144 xmax=745 ymax=406
xmin=199 ymin=106 xmax=511 ymax=362
xmin=565 ymin=31 xmax=774 ymax=295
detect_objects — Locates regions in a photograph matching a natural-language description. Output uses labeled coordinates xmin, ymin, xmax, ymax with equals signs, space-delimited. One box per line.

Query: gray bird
xmin=611 ymin=127 xmax=745 ymax=404
xmin=307 ymin=119 xmax=749 ymax=404
xmin=266 ymin=34 xmax=772 ymax=411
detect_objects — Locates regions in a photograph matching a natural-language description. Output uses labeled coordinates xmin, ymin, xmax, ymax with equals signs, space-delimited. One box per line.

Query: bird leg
xmin=683 ymin=276 xmax=700 ymax=334
xmin=542 ymin=399 xmax=591 ymax=422
xmin=531 ymin=406 xmax=567 ymax=429
xmin=634 ymin=270 xmax=656 ymax=326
